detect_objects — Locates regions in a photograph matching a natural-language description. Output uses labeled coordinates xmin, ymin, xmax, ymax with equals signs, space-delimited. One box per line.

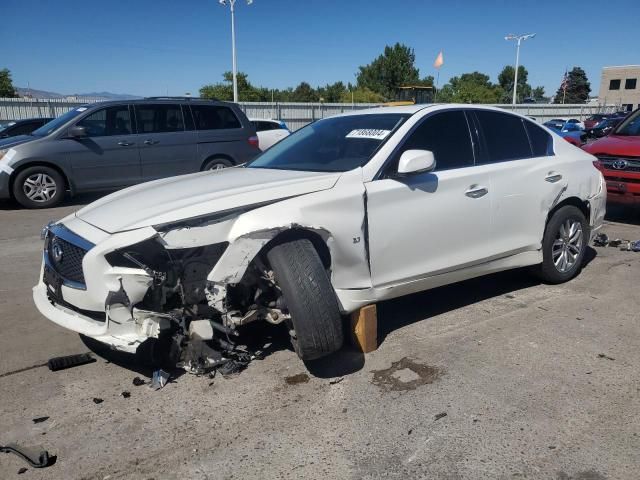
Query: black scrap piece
xmin=48 ymin=353 xmax=95 ymax=371
xmin=434 ymin=412 xmax=448 ymax=421
xmin=121 ymin=391 xmax=131 ymax=398
xmin=608 ymin=239 xmax=624 ymax=247
xmin=32 ymin=417 xmax=49 ymax=424
xmin=132 ymin=377 xmax=146 ymax=386
xmin=92 ymin=397 xmax=104 ymax=404
xmin=18 ymin=467 xmax=27 ymax=474
xmin=593 ymin=233 xmax=609 ymax=247
xmin=0 ymin=443 xmax=52 ymax=468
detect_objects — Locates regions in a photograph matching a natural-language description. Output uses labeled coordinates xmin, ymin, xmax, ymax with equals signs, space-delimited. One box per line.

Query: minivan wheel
xmin=535 ymin=205 xmax=588 ymax=284
xmin=12 ymin=166 xmax=65 ymax=209
xmin=266 ymin=239 xmax=344 ymax=361
xmin=203 ymin=158 xmax=232 ymax=171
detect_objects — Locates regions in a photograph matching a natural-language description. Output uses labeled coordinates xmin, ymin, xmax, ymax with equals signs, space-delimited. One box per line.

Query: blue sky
xmin=2 ymin=0 xmax=639 ymax=98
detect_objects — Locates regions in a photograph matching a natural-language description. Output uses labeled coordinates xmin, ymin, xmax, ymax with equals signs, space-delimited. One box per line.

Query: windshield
xmin=614 ymin=110 xmax=640 ymax=136
xmin=31 ymin=107 xmax=88 ymax=136
xmin=0 ymin=121 xmax=15 ymax=132
xmin=247 ymin=114 xmax=409 ymax=172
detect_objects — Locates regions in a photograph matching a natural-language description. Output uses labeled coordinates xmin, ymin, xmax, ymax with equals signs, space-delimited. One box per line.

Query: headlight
xmin=0 ymin=149 xmax=7 ymax=161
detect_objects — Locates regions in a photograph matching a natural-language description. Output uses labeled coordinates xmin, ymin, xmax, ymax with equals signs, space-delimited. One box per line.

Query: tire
xmin=266 ymin=239 xmax=344 ymax=361
xmin=12 ymin=165 xmax=65 ymax=209
xmin=202 ymin=158 xmax=232 ymax=171
xmin=534 ymin=205 xmax=588 ymax=284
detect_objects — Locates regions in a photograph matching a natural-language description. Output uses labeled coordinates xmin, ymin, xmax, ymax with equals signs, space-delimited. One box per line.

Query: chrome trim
xmin=43 ymin=223 xmax=95 ymax=290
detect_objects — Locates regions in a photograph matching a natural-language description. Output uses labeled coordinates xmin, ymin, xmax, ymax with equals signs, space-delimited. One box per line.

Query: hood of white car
xmin=75 ymin=167 xmax=342 ymax=233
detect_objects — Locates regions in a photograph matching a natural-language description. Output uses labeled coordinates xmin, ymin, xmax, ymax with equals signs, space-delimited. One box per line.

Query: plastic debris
xmin=434 ymin=412 xmax=448 ymax=421
xmin=632 ymin=241 xmax=640 ymax=252
xmin=150 ymin=369 xmax=170 ymax=390
xmin=132 ymin=376 xmax=146 ymax=386
xmin=0 ymin=443 xmax=52 ymax=468
xmin=92 ymin=397 xmax=104 ymax=404
xmin=32 ymin=417 xmax=49 ymax=424
xmin=593 ymin=233 xmax=608 ymax=246
xmin=121 ymin=391 xmax=131 ymax=399
xmin=47 ymin=353 xmax=95 ymax=371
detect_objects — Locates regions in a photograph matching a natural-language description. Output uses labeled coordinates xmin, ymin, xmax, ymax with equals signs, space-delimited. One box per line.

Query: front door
xmin=67 ymin=105 xmax=141 ymax=191
xmin=135 ymin=103 xmax=198 ymax=180
xmin=366 ymin=110 xmax=492 ymax=288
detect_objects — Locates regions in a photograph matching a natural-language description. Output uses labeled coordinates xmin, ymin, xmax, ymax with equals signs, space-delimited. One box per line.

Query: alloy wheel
xmin=552 ymin=219 xmax=583 ymax=273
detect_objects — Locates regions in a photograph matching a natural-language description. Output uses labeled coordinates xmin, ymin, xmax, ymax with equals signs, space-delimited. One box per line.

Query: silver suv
xmin=0 ymin=97 xmax=259 ymax=208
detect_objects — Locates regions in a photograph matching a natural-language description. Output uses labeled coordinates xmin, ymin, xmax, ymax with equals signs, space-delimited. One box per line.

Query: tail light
xmin=248 ymin=135 xmax=259 ymax=149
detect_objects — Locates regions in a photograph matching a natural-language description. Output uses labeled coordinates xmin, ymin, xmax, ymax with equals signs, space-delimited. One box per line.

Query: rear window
xmin=135 ymin=104 xmax=185 ymax=133
xmin=524 ymin=121 xmax=553 ymax=156
xmin=476 ymin=110 xmax=533 ymax=163
xmin=191 ymin=105 xmax=241 ymax=130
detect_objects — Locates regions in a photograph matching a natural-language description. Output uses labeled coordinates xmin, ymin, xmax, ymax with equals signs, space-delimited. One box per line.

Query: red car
xmin=583 ymin=108 xmax=640 ymax=204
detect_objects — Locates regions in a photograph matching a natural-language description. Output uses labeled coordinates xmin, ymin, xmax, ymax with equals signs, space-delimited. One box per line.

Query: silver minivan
xmin=0 ymin=97 xmax=260 ymax=208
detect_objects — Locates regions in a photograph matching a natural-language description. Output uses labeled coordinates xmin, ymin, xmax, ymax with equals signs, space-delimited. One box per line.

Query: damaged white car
xmin=33 ymin=105 xmax=606 ymax=371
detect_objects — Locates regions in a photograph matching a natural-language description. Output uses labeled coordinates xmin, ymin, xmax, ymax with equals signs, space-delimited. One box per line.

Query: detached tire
xmin=12 ymin=165 xmax=65 ymax=209
xmin=267 ymin=239 xmax=344 ymax=361
xmin=535 ymin=205 xmax=588 ymax=284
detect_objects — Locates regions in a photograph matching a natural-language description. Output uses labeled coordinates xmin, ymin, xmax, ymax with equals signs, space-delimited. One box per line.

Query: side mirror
xmin=68 ymin=125 xmax=87 ymax=138
xmin=397 ymin=149 xmax=436 ymax=175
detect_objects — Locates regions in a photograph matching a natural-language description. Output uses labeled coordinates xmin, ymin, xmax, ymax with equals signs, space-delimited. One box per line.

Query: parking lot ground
xmin=0 ymin=198 xmax=639 ymax=480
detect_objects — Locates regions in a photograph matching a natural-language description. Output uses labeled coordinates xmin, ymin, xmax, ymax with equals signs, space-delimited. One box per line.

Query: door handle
xmin=117 ymin=141 xmax=134 ymax=146
xmin=465 ymin=185 xmax=488 ymax=198
xmin=143 ymin=139 xmax=159 ymax=145
xmin=545 ymin=172 xmax=563 ymax=183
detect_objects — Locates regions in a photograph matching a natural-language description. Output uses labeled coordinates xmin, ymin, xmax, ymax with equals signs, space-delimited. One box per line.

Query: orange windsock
xmin=434 ymin=51 xmax=444 ymax=69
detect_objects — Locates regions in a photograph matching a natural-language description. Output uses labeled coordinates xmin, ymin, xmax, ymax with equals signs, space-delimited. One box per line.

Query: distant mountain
xmin=16 ymin=87 xmax=141 ymax=100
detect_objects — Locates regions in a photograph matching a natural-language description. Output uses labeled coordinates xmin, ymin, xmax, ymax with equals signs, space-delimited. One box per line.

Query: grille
xmin=47 ymin=234 xmax=87 ymax=284
xmin=596 ymin=156 xmax=640 ymax=173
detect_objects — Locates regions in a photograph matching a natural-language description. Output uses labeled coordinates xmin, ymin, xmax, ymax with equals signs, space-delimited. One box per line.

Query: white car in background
xmin=34 ymin=105 xmax=606 ymax=372
xmin=250 ymin=118 xmax=290 ymax=150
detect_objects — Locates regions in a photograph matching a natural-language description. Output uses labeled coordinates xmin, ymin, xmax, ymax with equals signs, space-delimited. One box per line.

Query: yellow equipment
xmin=385 ymin=85 xmax=434 ymax=106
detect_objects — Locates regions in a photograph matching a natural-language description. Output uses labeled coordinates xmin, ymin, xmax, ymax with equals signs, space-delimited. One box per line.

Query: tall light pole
xmin=504 ymin=33 xmax=535 ymax=105
xmin=219 ymin=0 xmax=253 ymax=103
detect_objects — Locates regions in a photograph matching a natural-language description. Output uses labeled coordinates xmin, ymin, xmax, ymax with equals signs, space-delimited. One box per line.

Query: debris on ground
xmin=329 ymin=377 xmax=344 ymax=385
xmin=608 ymin=238 xmax=624 ymax=247
xmin=121 ymin=391 xmax=131 ymax=399
xmin=285 ymin=373 xmax=310 ymax=385
xmin=593 ymin=233 xmax=609 ymax=247
xmin=32 ymin=416 xmax=49 ymax=424
xmin=150 ymin=370 xmax=170 ymax=390
xmin=434 ymin=412 xmax=448 ymax=421
xmin=47 ymin=353 xmax=95 ymax=371
xmin=132 ymin=376 xmax=146 ymax=387
xmin=92 ymin=397 xmax=104 ymax=404
xmin=0 ymin=443 xmax=52 ymax=468
xmin=18 ymin=467 xmax=27 ymax=474
xmin=598 ymin=353 xmax=615 ymax=361
xmin=371 ymin=357 xmax=442 ymax=392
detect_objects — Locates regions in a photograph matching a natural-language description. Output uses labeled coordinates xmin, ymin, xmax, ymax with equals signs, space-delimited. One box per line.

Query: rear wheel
xmin=535 ymin=205 xmax=588 ymax=284
xmin=202 ymin=158 xmax=232 ymax=171
xmin=12 ymin=165 xmax=65 ymax=209
xmin=266 ymin=239 xmax=344 ymax=361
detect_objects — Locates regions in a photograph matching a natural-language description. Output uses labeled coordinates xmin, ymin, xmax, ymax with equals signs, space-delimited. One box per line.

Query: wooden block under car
xmin=350 ymin=304 xmax=378 ymax=353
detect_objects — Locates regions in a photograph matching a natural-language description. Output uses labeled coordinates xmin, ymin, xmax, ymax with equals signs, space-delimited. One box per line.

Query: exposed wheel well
xmin=262 ymin=228 xmax=331 ymax=270
xmin=200 ymin=155 xmax=235 ymax=171
xmin=547 ymin=197 xmax=590 ymax=225
xmin=9 ymin=162 xmax=71 ymax=199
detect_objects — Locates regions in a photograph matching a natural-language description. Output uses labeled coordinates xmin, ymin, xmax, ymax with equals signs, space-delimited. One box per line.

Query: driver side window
xmin=77 ymin=106 xmax=132 ymax=137
xmin=389 ymin=110 xmax=475 ymax=174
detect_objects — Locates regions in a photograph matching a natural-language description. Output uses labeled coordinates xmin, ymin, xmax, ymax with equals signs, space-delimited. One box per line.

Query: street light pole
xmin=219 ymin=0 xmax=253 ymax=103
xmin=505 ymin=33 xmax=536 ymax=105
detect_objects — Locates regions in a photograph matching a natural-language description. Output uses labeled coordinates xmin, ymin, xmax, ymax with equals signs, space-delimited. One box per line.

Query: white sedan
xmin=34 ymin=105 xmax=606 ymax=370
xmin=250 ymin=118 xmax=290 ymax=150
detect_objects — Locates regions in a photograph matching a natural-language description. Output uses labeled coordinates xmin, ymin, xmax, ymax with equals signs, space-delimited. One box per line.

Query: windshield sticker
xmin=76 ymin=107 xmax=88 ymax=112
xmin=346 ymin=129 xmax=391 ymax=140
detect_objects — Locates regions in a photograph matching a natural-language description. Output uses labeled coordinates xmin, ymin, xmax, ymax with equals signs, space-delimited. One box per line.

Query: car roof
xmin=332 ymin=103 xmax=538 ymax=118
xmin=78 ymin=98 xmax=235 ymax=109
xmin=249 ymin=118 xmax=282 ymax=123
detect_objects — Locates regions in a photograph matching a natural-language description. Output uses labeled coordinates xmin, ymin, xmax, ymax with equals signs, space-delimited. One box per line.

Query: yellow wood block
xmin=350 ymin=304 xmax=378 ymax=353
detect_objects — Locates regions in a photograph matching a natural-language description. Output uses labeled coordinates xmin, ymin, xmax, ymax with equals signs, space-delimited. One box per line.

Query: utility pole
xmin=219 ymin=0 xmax=253 ymax=103
xmin=505 ymin=33 xmax=536 ymax=105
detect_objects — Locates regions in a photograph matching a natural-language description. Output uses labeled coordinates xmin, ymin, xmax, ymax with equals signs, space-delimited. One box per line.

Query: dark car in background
xmin=0 ymin=97 xmax=259 ymax=208
xmin=585 ymin=115 xmax=627 ymax=139
xmin=0 ymin=117 xmax=53 ymax=139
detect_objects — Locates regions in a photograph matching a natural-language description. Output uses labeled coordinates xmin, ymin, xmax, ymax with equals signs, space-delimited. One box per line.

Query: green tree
xmin=553 ymin=67 xmax=591 ymax=104
xmin=0 ymin=68 xmax=18 ymax=98
xmin=532 ymin=86 xmax=545 ymax=101
xmin=317 ymin=82 xmax=347 ymax=103
xmin=200 ymin=71 xmax=267 ymax=102
xmin=291 ymin=82 xmax=317 ymax=102
xmin=340 ymin=87 xmax=385 ymax=103
xmin=497 ymin=65 xmax=531 ymax=102
xmin=438 ymin=72 xmax=502 ymax=104
xmin=356 ymin=43 xmax=420 ymax=100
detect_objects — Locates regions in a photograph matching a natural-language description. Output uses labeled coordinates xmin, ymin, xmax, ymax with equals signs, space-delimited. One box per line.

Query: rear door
xmin=192 ymin=104 xmax=254 ymax=164
xmin=67 ymin=104 xmax=141 ymax=190
xmin=135 ymin=103 xmax=198 ymax=180
xmin=366 ymin=110 xmax=492 ymax=287
xmin=472 ymin=110 xmax=560 ymax=256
